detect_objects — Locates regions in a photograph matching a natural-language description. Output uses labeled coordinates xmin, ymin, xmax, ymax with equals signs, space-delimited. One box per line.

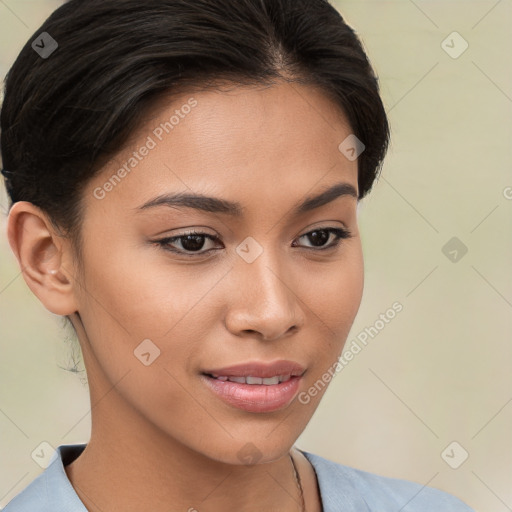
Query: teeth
xmin=209 ymin=374 xmax=292 ymax=385
xmin=246 ymin=376 xmax=263 ymax=385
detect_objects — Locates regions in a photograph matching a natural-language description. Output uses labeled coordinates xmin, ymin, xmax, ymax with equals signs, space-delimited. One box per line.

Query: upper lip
xmin=202 ymin=360 xmax=306 ymax=378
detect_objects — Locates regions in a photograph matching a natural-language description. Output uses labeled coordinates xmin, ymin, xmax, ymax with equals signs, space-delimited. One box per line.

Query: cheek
xmin=74 ymin=250 xmax=197 ymax=426
xmin=293 ymin=251 xmax=363 ymax=411
xmin=300 ymin=251 xmax=364 ymax=398
xmin=75 ymin=239 xmax=227 ymax=383
xmin=338 ymin=252 xmax=364 ymax=324
xmin=306 ymin=246 xmax=364 ymax=332
xmin=77 ymin=236 xmax=191 ymax=338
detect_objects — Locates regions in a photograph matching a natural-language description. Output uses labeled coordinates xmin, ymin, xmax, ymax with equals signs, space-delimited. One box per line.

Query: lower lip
xmin=201 ymin=374 xmax=303 ymax=413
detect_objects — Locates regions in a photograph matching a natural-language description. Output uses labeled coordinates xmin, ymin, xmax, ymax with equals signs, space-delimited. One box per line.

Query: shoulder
xmin=2 ymin=444 xmax=87 ymax=512
xmin=2 ymin=467 xmax=49 ymax=512
xmin=301 ymin=451 xmax=475 ymax=512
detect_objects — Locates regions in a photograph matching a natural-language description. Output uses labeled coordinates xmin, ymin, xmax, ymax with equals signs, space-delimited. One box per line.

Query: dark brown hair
xmin=1 ymin=0 xmax=389 ymax=264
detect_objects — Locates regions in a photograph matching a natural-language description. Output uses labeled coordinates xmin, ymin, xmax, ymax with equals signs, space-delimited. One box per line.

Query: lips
xmin=209 ymin=375 xmax=292 ymax=385
xmin=202 ymin=359 xmax=306 ymax=379
xmin=200 ymin=360 xmax=306 ymax=413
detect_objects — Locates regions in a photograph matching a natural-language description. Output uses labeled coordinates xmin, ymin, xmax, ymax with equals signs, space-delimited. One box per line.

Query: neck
xmin=65 ymin=389 xmax=306 ymax=511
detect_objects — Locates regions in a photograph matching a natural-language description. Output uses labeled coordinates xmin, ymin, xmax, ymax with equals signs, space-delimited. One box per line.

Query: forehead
xmin=87 ymin=81 xmax=358 ymax=215
xmin=132 ymin=79 xmax=352 ymax=158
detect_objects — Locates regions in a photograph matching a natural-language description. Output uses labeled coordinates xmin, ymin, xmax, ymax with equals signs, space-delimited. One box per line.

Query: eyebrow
xmin=135 ymin=182 xmax=358 ymax=217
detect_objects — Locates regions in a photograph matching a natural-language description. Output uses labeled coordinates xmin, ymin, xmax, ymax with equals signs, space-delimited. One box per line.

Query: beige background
xmin=1 ymin=1 xmax=511 ymax=510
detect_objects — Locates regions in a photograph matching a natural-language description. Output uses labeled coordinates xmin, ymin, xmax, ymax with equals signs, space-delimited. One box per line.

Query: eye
xmin=293 ymin=227 xmax=353 ymax=250
xmin=153 ymin=226 xmax=353 ymax=257
xmin=153 ymin=230 xmax=221 ymax=256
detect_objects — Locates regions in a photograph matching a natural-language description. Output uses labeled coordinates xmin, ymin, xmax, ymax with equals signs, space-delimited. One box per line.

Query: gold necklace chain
xmin=289 ymin=453 xmax=306 ymax=512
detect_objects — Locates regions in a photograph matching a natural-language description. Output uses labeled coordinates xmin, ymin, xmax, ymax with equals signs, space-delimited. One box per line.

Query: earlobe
xmin=6 ymin=201 xmax=79 ymax=316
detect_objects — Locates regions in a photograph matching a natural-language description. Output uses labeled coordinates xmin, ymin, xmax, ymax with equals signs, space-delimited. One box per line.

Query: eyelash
xmin=153 ymin=226 xmax=353 ymax=258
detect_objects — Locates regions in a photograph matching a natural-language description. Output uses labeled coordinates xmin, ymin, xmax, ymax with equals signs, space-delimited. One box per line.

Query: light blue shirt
xmin=3 ymin=444 xmax=474 ymax=511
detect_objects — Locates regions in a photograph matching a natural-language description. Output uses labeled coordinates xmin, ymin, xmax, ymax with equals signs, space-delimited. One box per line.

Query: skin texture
xmin=7 ymin=80 xmax=364 ymax=511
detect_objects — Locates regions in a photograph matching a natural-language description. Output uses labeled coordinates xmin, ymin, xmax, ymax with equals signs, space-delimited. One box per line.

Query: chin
xmin=198 ymin=435 xmax=295 ymax=466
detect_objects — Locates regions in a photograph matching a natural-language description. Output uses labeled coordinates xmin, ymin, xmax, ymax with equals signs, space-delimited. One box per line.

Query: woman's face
xmin=71 ymin=81 xmax=364 ymax=464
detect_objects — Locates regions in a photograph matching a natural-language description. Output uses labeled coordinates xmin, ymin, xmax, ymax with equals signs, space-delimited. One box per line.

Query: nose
xmin=225 ymin=250 xmax=305 ymax=341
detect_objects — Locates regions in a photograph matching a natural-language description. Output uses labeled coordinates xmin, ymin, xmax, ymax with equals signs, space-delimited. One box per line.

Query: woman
xmin=1 ymin=0 xmax=474 ymax=510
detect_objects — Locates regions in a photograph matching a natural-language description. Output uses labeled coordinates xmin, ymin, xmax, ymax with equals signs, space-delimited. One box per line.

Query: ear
xmin=6 ymin=201 xmax=79 ymax=316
